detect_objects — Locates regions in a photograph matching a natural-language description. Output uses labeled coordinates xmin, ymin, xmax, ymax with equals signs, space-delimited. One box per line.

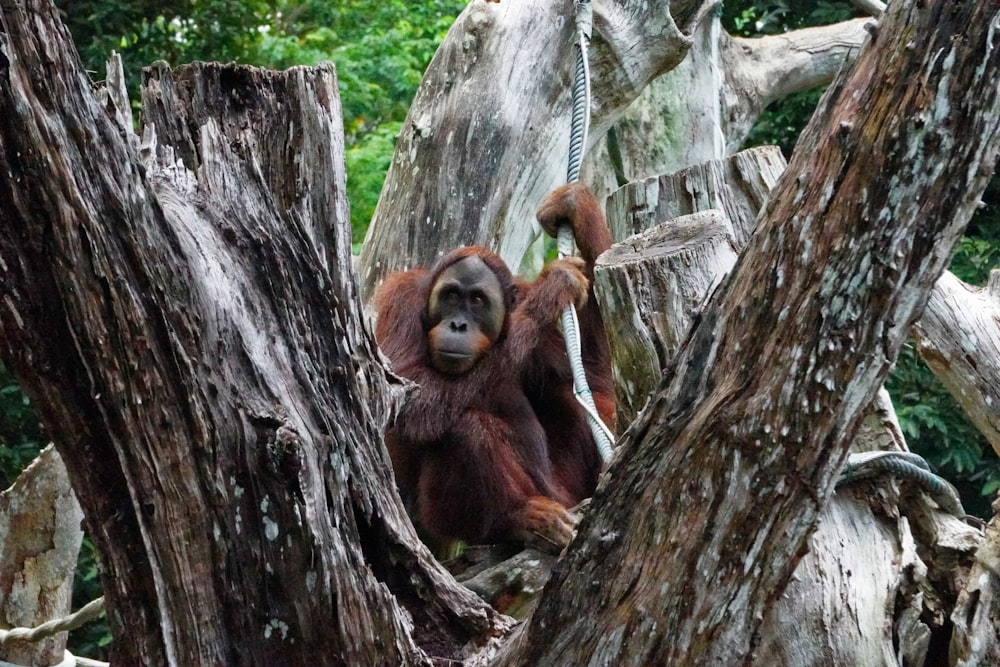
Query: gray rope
xmin=559 ymin=0 xmax=614 ymax=463
xmin=565 ymin=0 xmax=592 ymax=185
xmin=0 ymin=596 xmax=109 ymax=667
xmin=837 ymin=451 xmax=965 ymax=517
xmin=0 ymin=597 xmax=105 ymax=645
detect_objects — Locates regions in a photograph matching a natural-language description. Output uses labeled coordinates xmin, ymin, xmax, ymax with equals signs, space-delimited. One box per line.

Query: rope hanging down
xmin=559 ymin=0 xmax=615 ymax=462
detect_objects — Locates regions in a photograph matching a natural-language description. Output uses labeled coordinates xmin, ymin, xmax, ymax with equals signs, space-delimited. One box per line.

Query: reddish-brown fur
xmin=374 ymin=183 xmax=616 ymax=550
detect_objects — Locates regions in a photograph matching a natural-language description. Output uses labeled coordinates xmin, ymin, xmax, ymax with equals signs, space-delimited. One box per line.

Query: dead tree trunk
xmin=594 ymin=143 xmax=982 ymax=664
xmin=595 ymin=207 xmax=737 ymax=425
xmin=355 ymin=0 xmax=869 ymax=299
xmin=357 ymin=0 xmax=714 ymax=299
xmin=494 ymin=1 xmax=1000 ymax=663
xmin=0 ymin=2 xmax=507 ymax=663
xmin=582 ymin=11 xmax=869 ymax=195
xmin=952 ymin=496 xmax=1000 ymax=665
xmin=595 ymin=145 xmax=784 ymax=424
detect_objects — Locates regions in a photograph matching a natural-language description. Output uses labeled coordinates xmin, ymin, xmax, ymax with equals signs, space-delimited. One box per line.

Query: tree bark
xmin=912 ymin=270 xmax=1000 ymax=457
xmin=0 ymin=446 xmax=83 ymax=667
xmin=594 ymin=146 xmax=784 ymax=425
xmin=494 ymin=1 xmax=1000 ymax=663
xmin=721 ymin=18 xmax=873 ymax=152
xmin=594 ymin=142 xmax=982 ymax=663
xmin=606 ymin=144 xmax=785 ymax=260
xmin=951 ymin=501 xmax=1000 ymax=664
xmin=594 ymin=208 xmax=739 ymax=426
xmin=0 ymin=3 xmax=507 ymax=663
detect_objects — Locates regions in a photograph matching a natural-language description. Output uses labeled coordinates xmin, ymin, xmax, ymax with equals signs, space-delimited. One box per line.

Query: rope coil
xmin=837 ymin=451 xmax=965 ymax=517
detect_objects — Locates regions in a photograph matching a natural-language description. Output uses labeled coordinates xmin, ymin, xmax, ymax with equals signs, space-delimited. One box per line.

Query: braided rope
xmin=0 ymin=597 xmax=108 ymax=667
xmin=0 ymin=597 xmax=105 ymax=646
xmin=559 ymin=0 xmax=615 ymax=462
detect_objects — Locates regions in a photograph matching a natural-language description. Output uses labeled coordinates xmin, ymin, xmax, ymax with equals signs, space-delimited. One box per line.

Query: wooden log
xmin=605 ymin=145 xmax=787 ymax=246
xmin=594 ymin=209 xmax=738 ymax=426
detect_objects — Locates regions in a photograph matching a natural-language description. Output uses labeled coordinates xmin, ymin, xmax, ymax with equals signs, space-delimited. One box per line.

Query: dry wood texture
xmin=913 ymin=270 xmax=1000 ymax=456
xmin=497 ymin=1 xmax=1000 ymax=663
xmin=0 ymin=2 xmax=508 ymax=663
xmin=357 ymin=0 xmax=712 ymax=300
xmin=1 ymin=0 xmax=999 ymax=664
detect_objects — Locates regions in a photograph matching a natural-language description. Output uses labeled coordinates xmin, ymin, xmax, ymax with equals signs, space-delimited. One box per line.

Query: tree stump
xmin=605 ymin=145 xmax=787 ymax=246
xmin=0 ymin=446 xmax=83 ymax=667
xmin=594 ymin=209 xmax=738 ymax=425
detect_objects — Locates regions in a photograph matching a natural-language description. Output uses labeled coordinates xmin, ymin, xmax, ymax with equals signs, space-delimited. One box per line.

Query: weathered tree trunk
xmin=357 ymin=3 xmax=870 ymax=298
xmin=912 ymin=270 xmax=1000 ymax=457
xmin=0 ymin=446 xmax=83 ymax=667
xmin=0 ymin=3 xmax=507 ymax=663
xmin=594 ymin=143 xmax=982 ymax=663
xmin=952 ymin=502 xmax=1000 ymax=665
xmin=595 ymin=208 xmax=738 ymax=426
xmin=494 ymin=1 xmax=1000 ymax=663
xmin=605 ymin=144 xmax=786 ymax=246
xmin=594 ymin=145 xmax=785 ymax=426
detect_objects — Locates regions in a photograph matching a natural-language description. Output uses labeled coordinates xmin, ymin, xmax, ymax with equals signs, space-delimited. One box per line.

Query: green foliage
xmin=252 ymin=1 xmax=465 ymax=238
xmin=886 ymin=219 xmax=1000 ymax=516
xmin=57 ymin=1 xmax=270 ymax=95
xmin=722 ymin=0 xmax=855 ymax=37
xmin=886 ymin=345 xmax=999 ymax=517
xmin=345 ymin=122 xmax=402 ymax=243
xmin=257 ymin=2 xmax=463 ymax=134
xmin=951 ymin=233 xmax=999 ymax=286
xmin=743 ymin=88 xmax=824 ymax=156
xmin=0 ymin=363 xmax=45 ymax=489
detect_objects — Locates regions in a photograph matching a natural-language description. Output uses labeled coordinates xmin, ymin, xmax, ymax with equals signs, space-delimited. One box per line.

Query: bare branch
xmin=912 ymin=270 xmax=1000 ymax=457
xmin=721 ymin=19 xmax=870 ymax=149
